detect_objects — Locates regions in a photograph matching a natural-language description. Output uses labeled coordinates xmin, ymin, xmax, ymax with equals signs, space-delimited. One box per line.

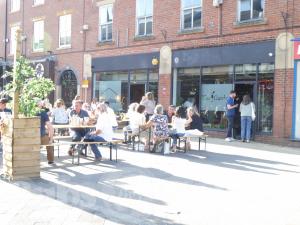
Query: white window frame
xmin=238 ymin=0 xmax=264 ymax=22
xmin=136 ymin=0 xmax=153 ymax=36
xmin=33 ymin=0 xmax=45 ymax=6
xmin=33 ymin=20 xmax=44 ymax=52
xmin=11 ymin=0 xmax=20 ymax=12
xmin=181 ymin=0 xmax=202 ymax=30
xmin=10 ymin=25 xmax=20 ymax=55
xmin=59 ymin=14 xmax=72 ymax=48
xmin=99 ymin=4 xmax=113 ymax=42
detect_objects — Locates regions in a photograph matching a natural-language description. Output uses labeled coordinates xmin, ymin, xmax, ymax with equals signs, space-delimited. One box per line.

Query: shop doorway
xmin=130 ymin=84 xmax=145 ymax=103
xmin=234 ymin=83 xmax=256 ymax=139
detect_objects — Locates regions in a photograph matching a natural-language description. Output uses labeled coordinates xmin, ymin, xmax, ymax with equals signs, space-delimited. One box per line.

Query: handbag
xmin=251 ymin=103 xmax=256 ymax=121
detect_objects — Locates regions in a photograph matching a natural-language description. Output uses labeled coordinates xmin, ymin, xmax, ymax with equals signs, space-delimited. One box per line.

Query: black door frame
xmin=234 ymin=81 xmax=257 ymax=139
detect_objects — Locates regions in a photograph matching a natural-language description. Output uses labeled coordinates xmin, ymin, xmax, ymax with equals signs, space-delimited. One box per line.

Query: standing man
xmin=37 ymin=100 xmax=54 ymax=164
xmin=68 ymin=100 xmax=89 ymax=156
xmin=225 ymin=90 xmax=239 ymax=142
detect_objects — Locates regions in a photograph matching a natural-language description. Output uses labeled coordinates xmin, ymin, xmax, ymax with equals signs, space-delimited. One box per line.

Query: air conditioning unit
xmin=213 ymin=0 xmax=223 ymax=7
xmin=82 ymin=24 xmax=89 ymax=31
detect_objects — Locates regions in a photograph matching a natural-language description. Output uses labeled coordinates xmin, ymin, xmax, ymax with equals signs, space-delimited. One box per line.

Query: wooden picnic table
xmin=53 ymin=124 xmax=96 ymax=129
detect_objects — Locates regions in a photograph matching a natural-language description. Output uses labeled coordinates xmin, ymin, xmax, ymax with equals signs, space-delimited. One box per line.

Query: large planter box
xmin=2 ymin=117 xmax=40 ymax=180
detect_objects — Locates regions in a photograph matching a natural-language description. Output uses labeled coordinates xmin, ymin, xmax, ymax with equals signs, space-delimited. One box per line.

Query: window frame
xmin=181 ymin=0 xmax=202 ymax=30
xmin=10 ymin=0 xmax=20 ymax=12
xmin=33 ymin=0 xmax=45 ymax=6
xmin=99 ymin=4 xmax=113 ymax=42
xmin=33 ymin=20 xmax=44 ymax=52
xmin=59 ymin=14 xmax=72 ymax=48
xmin=135 ymin=0 xmax=153 ymax=36
xmin=238 ymin=0 xmax=265 ymax=22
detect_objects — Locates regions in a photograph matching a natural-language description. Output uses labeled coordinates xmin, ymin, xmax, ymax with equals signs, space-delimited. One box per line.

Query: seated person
xmin=68 ymin=100 xmax=89 ymax=156
xmin=83 ymin=103 xmax=115 ymax=161
xmin=142 ymin=104 xmax=169 ymax=152
xmin=164 ymin=105 xmax=176 ymax=123
xmin=185 ymin=107 xmax=204 ymax=150
xmin=170 ymin=106 xmax=186 ymax=152
xmin=123 ymin=102 xmax=139 ymax=143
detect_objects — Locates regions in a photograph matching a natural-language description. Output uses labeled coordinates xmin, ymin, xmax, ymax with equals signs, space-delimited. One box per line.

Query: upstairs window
xmin=239 ymin=0 xmax=264 ymax=21
xmin=11 ymin=0 xmax=20 ymax=12
xmin=33 ymin=20 xmax=44 ymax=51
xmin=59 ymin=14 xmax=72 ymax=48
xmin=136 ymin=0 xmax=153 ymax=36
xmin=33 ymin=0 xmax=44 ymax=6
xmin=99 ymin=4 xmax=113 ymax=42
xmin=10 ymin=25 xmax=20 ymax=55
xmin=181 ymin=0 xmax=202 ymax=30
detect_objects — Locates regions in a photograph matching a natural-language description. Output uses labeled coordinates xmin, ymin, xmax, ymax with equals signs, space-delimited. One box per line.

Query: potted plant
xmin=1 ymin=56 xmax=55 ymax=180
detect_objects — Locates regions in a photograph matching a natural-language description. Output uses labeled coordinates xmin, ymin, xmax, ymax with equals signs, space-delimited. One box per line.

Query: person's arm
xmin=227 ymin=104 xmax=238 ymax=110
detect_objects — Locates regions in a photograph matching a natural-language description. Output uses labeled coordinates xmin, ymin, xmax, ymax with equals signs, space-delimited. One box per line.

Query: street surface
xmin=1 ymin=138 xmax=300 ymax=225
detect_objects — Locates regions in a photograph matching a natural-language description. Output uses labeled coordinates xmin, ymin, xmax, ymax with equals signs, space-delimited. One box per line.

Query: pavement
xmin=1 ymin=137 xmax=300 ymax=225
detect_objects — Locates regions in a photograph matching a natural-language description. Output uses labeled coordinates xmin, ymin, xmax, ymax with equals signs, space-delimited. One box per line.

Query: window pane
xmin=183 ymin=0 xmax=195 ymax=8
xmin=193 ymin=7 xmax=201 ymax=27
xmin=240 ymin=0 xmax=251 ymax=21
xmin=136 ymin=0 xmax=144 ymax=17
xmin=101 ymin=25 xmax=106 ymax=40
xmin=145 ymin=17 xmax=152 ymax=35
xmin=184 ymin=9 xmax=192 ymax=29
xmin=253 ymin=0 xmax=264 ymax=19
xmin=101 ymin=5 xmax=113 ymax=24
xmin=235 ymin=64 xmax=257 ymax=81
xmin=145 ymin=0 xmax=153 ymax=16
xmin=107 ymin=24 xmax=112 ymax=40
xmin=59 ymin=14 xmax=71 ymax=47
xmin=138 ymin=18 xmax=145 ymax=35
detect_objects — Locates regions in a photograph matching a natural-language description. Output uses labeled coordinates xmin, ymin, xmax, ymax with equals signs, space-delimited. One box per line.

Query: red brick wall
xmin=158 ymin=74 xmax=171 ymax=109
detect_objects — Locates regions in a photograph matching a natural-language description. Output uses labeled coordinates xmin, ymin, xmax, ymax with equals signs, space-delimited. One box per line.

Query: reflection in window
xmin=257 ymin=63 xmax=274 ymax=133
xmin=239 ymin=0 xmax=264 ymax=21
xmin=201 ymin=66 xmax=233 ymax=129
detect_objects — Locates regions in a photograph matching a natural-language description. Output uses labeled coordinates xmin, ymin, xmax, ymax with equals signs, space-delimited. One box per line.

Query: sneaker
xmin=95 ymin=157 xmax=102 ymax=162
xmin=225 ymin=137 xmax=232 ymax=142
xmin=242 ymin=139 xmax=245 ymax=142
xmin=246 ymin=140 xmax=250 ymax=143
xmin=48 ymin=161 xmax=55 ymax=165
xmin=230 ymin=138 xmax=236 ymax=141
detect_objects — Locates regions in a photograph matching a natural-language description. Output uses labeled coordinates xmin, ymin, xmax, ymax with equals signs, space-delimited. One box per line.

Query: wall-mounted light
xmin=151 ymin=57 xmax=159 ymax=66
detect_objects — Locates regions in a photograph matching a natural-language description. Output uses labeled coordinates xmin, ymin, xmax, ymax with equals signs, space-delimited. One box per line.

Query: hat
xmin=0 ymin=98 xmax=9 ymax=104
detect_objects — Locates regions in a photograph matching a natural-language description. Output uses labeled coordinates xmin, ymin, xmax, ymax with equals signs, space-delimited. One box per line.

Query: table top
xmin=53 ymin=124 xmax=96 ymax=129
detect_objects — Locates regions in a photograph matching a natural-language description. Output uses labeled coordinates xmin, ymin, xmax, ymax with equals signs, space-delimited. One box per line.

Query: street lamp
xmin=151 ymin=57 xmax=159 ymax=66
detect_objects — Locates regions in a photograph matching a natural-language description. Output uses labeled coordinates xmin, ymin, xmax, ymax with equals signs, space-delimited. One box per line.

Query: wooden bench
xmin=178 ymin=134 xmax=208 ymax=152
xmin=41 ymin=139 xmax=123 ymax=165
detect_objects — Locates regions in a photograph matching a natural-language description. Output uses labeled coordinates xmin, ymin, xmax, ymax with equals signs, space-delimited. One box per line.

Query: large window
xmin=99 ymin=5 xmax=113 ymax=42
xmin=11 ymin=0 xmax=20 ymax=12
xmin=10 ymin=25 xmax=20 ymax=55
xmin=33 ymin=20 xmax=44 ymax=52
xmin=201 ymin=66 xmax=233 ymax=129
xmin=238 ymin=0 xmax=264 ymax=22
xmin=181 ymin=0 xmax=202 ymax=30
xmin=59 ymin=14 xmax=71 ymax=48
xmin=33 ymin=0 xmax=44 ymax=6
xmin=136 ymin=0 xmax=153 ymax=36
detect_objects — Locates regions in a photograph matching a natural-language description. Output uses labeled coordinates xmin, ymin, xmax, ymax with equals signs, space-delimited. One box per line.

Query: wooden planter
xmin=2 ymin=117 xmax=40 ymax=180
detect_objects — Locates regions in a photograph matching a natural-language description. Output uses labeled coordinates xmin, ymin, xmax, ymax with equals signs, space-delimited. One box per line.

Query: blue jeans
xmin=170 ymin=133 xmax=185 ymax=146
xmin=84 ymin=133 xmax=106 ymax=158
xmin=241 ymin=116 xmax=252 ymax=140
xmin=226 ymin=116 xmax=234 ymax=138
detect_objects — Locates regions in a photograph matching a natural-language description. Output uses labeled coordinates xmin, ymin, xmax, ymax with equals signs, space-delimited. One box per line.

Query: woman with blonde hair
xmin=140 ymin=92 xmax=156 ymax=121
xmin=51 ymin=99 xmax=69 ymax=125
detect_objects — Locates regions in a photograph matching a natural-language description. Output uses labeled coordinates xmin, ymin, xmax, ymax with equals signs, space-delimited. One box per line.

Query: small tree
xmin=1 ymin=56 xmax=55 ymax=117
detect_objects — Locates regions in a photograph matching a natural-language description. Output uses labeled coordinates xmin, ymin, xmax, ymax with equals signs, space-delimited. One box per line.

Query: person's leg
xmin=246 ymin=116 xmax=252 ymax=141
xmin=241 ymin=116 xmax=246 ymax=141
xmin=226 ymin=116 xmax=234 ymax=138
xmin=41 ymin=135 xmax=54 ymax=163
xmin=89 ymin=135 xmax=105 ymax=159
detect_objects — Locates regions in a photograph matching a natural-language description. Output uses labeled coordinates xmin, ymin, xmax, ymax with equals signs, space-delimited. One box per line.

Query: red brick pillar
xmin=273 ymin=68 xmax=294 ymax=138
xmin=158 ymin=74 xmax=171 ymax=110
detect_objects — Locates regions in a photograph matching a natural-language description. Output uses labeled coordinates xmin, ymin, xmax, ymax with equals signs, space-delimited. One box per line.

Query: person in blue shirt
xmin=0 ymin=98 xmax=12 ymax=115
xmin=225 ymin=90 xmax=239 ymax=142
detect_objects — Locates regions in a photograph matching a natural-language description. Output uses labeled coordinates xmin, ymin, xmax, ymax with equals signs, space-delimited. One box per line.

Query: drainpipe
xmin=4 ymin=0 xmax=8 ymax=62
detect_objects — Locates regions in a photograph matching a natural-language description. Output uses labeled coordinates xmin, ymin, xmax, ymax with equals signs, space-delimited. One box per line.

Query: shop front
xmin=92 ymin=52 xmax=159 ymax=113
xmin=172 ymin=40 xmax=275 ymax=138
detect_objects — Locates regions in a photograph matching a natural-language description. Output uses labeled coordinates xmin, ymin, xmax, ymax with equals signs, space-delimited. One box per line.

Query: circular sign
xmin=35 ymin=63 xmax=44 ymax=78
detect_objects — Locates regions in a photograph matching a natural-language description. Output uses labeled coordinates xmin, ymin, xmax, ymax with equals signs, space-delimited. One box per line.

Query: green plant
xmin=1 ymin=56 xmax=55 ymax=117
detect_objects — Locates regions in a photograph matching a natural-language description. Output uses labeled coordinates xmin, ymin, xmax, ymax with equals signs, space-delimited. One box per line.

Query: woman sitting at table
xmin=170 ymin=106 xmax=187 ymax=152
xmin=51 ymin=99 xmax=69 ymax=136
xmin=82 ymin=103 xmax=115 ymax=161
xmin=141 ymin=104 xmax=169 ymax=152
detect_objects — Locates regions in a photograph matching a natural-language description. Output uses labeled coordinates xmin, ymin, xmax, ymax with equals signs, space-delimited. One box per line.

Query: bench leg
xmin=109 ymin=143 xmax=112 ymax=161
xmin=184 ymin=139 xmax=187 ymax=153
xmin=57 ymin=140 xmax=60 ymax=158
xmin=205 ymin=137 xmax=207 ymax=150
xmin=115 ymin=144 xmax=118 ymax=162
xmin=77 ymin=148 xmax=80 ymax=165
xmin=199 ymin=138 xmax=201 ymax=151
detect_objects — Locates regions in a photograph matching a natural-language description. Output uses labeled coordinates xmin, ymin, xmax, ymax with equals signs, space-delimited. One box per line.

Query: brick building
xmin=0 ymin=0 xmax=300 ymax=145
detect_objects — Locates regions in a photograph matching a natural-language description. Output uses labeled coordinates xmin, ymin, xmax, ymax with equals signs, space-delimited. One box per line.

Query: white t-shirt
xmin=51 ymin=107 xmax=69 ymax=124
xmin=172 ymin=117 xmax=186 ymax=133
xmin=130 ymin=112 xmax=146 ymax=133
xmin=96 ymin=113 xmax=114 ymax=141
xmin=107 ymin=106 xmax=118 ymax=127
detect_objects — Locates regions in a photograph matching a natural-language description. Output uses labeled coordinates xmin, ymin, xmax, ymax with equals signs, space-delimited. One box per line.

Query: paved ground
xmin=1 ymin=138 xmax=300 ymax=225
